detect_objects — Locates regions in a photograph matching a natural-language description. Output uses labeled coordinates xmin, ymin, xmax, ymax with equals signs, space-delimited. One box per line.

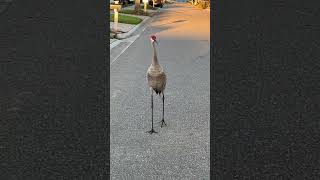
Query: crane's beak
xmin=154 ymin=40 xmax=158 ymax=44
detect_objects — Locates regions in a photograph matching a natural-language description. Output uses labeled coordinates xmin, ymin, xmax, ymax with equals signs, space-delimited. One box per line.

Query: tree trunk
xmin=135 ymin=0 xmax=140 ymax=11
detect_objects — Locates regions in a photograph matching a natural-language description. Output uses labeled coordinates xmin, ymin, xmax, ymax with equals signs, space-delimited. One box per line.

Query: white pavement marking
xmin=110 ymin=35 xmax=139 ymax=66
xmin=110 ymin=21 xmax=151 ymax=66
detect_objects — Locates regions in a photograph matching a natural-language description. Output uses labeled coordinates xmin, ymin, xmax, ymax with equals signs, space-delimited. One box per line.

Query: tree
xmin=135 ymin=0 xmax=141 ymax=11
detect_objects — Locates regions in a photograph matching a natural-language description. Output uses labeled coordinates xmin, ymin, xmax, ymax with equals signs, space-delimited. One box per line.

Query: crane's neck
xmin=152 ymin=41 xmax=159 ymax=65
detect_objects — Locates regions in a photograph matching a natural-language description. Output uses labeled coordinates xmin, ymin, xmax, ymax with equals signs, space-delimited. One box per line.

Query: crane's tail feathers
xmin=154 ymin=89 xmax=162 ymax=95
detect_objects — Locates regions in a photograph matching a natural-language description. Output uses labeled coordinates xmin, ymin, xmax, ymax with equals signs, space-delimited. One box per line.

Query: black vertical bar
xmin=1 ymin=0 xmax=109 ymax=179
xmin=211 ymin=0 xmax=320 ymax=179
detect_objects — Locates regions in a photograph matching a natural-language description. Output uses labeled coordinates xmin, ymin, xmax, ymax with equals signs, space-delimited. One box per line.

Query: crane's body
xmin=146 ymin=35 xmax=167 ymax=134
xmin=147 ymin=64 xmax=166 ymax=95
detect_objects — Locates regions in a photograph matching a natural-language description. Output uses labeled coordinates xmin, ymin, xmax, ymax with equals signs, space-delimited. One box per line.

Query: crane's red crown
xmin=151 ymin=35 xmax=157 ymax=41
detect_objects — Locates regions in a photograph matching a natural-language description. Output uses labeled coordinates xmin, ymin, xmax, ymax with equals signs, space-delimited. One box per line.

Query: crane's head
xmin=150 ymin=35 xmax=158 ymax=44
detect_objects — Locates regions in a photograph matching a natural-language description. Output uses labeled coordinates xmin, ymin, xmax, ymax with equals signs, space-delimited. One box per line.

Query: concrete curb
xmin=116 ymin=16 xmax=151 ymax=39
xmin=110 ymin=39 xmax=122 ymax=49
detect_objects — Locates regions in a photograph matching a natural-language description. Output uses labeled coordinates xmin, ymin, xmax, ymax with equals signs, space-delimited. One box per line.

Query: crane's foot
xmin=159 ymin=119 xmax=167 ymax=128
xmin=146 ymin=128 xmax=157 ymax=134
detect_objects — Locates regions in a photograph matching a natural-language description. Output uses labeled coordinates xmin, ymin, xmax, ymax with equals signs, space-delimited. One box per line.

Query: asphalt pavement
xmin=110 ymin=3 xmax=210 ymax=179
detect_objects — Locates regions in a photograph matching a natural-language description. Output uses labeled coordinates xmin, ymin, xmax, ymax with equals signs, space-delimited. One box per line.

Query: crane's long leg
xmin=160 ymin=93 xmax=167 ymax=128
xmin=147 ymin=91 xmax=157 ymax=134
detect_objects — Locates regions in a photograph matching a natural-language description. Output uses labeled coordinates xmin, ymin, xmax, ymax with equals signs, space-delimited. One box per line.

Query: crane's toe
xmin=146 ymin=128 xmax=157 ymax=134
xmin=159 ymin=119 xmax=167 ymax=128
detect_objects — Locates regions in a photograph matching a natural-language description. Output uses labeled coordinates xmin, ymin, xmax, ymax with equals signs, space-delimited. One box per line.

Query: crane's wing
xmin=147 ymin=71 xmax=166 ymax=94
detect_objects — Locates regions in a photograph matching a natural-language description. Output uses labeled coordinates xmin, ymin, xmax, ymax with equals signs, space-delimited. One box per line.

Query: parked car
xmin=112 ymin=0 xmax=130 ymax=5
xmin=149 ymin=0 xmax=164 ymax=7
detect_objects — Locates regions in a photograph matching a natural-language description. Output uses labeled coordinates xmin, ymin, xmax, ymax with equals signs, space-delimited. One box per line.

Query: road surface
xmin=110 ymin=3 xmax=210 ymax=179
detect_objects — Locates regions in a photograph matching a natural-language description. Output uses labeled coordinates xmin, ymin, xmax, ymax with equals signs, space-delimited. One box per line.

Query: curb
xmin=116 ymin=16 xmax=151 ymax=39
xmin=110 ymin=39 xmax=122 ymax=49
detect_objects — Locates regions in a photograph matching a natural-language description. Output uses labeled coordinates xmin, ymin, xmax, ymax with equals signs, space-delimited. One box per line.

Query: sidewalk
xmin=110 ymin=22 xmax=136 ymax=33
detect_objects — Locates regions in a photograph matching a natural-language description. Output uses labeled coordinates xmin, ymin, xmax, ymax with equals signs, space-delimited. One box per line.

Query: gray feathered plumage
xmin=147 ymin=39 xmax=166 ymax=95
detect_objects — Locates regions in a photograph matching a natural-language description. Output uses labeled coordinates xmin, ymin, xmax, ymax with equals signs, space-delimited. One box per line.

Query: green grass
xmin=119 ymin=9 xmax=151 ymax=16
xmin=110 ymin=14 xmax=142 ymax=25
xmin=120 ymin=9 xmax=140 ymax=14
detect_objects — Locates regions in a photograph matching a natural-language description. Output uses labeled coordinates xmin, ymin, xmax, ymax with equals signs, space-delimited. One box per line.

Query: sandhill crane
xmin=146 ymin=35 xmax=167 ymax=134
